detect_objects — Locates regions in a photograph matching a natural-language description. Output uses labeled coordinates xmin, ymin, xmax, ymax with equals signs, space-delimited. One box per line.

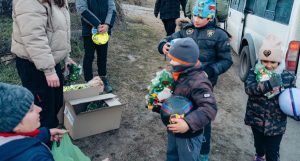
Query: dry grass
xmin=123 ymin=0 xmax=156 ymax=7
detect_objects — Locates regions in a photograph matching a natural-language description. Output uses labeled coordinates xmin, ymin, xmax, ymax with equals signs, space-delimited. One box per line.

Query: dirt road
xmin=76 ymin=3 xmax=300 ymax=161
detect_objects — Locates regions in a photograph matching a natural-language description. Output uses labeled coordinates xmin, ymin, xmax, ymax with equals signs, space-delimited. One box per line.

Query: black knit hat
xmin=168 ymin=38 xmax=200 ymax=66
xmin=0 ymin=83 xmax=34 ymax=132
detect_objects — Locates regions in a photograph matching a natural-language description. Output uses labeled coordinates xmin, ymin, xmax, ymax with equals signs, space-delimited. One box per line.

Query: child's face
xmin=193 ymin=16 xmax=210 ymax=28
xmin=261 ymin=60 xmax=279 ymax=71
xmin=13 ymin=104 xmax=42 ymax=133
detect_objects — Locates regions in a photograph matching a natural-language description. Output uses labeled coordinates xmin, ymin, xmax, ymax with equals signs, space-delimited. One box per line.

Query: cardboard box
xmin=64 ymin=93 xmax=123 ymax=140
xmin=64 ymin=86 xmax=102 ymax=101
xmin=58 ymin=86 xmax=102 ymax=124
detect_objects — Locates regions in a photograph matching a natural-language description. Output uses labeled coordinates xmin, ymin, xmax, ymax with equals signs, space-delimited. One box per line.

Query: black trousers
xmin=83 ymin=36 xmax=108 ymax=81
xmin=252 ymin=127 xmax=283 ymax=161
xmin=162 ymin=18 xmax=177 ymax=36
xmin=16 ymin=57 xmax=63 ymax=128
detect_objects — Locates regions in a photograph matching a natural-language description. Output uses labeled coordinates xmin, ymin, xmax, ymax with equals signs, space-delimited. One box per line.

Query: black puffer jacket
xmin=244 ymin=68 xmax=299 ymax=136
xmin=158 ymin=22 xmax=233 ymax=86
xmin=154 ymin=0 xmax=186 ymax=20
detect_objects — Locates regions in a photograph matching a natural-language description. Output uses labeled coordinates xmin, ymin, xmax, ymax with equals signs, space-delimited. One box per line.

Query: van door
xmin=226 ymin=0 xmax=246 ymax=53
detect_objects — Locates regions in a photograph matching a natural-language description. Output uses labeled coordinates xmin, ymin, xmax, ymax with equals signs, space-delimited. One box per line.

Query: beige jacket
xmin=11 ymin=0 xmax=71 ymax=75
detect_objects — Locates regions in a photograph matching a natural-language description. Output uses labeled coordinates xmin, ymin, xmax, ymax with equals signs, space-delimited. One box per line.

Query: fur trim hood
xmin=175 ymin=18 xmax=191 ymax=31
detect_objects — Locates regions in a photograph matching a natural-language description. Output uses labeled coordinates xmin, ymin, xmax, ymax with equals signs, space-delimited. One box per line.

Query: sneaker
xmin=200 ymin=154 xmax=209 ymax=161
xmin=253 ymin=154 xmax=265 ymax=161
xmin=101 ymin=76 xmax=113 ymax=93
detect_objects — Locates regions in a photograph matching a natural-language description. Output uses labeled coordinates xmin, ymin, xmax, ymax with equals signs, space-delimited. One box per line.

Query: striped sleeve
xmin=105 ymin=0 xmax=116 ymax=27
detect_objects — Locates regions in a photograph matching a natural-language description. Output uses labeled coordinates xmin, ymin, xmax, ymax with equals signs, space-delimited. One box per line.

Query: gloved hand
xmin=154 ymin=12 xmax=158 ymax=18
xmin=268 ymin=74 xmax=282 ymax=89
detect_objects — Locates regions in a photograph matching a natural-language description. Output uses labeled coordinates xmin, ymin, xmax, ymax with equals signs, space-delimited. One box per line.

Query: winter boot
xmin=101 ymin=76 xmax=113 ymax=93
xmin=200 ymin=154 xmax=209 ymax=161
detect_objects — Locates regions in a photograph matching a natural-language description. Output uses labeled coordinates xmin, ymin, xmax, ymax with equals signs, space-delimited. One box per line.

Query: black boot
xmin=101 ymin=76 xmax=113 ymax=93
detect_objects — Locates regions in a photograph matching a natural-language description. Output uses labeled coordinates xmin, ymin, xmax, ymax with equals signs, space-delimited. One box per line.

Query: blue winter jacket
xmin=76 ymin=0 xmax=116 ymax=36
xmin=0 ymin=128 xmax=53 ymax=161
xmin=158 ymin=22 xmax=233 ymax=86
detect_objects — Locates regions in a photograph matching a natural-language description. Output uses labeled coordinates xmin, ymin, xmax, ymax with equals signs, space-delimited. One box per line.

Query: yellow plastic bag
xmin=92 ymin=32 xmax=109 ymax=45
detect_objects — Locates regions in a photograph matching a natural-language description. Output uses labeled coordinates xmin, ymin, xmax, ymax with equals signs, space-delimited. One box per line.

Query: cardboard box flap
xmin=105 ymin=97 xmax=122 ymax=106
xmin=69 ymin=93 xmax=116 ymax=105
xmin=64 ymin=86 xmax=102 ymax=101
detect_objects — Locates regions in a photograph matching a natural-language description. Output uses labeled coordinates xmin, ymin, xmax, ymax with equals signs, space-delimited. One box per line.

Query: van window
xmin=245 ymin=0 xmax=255 ymax=12
xmin=275 ymin=0 xmax=293 ymax=24
xmin=266 ymin=0 xmax=277 ymax=11
xmin=231 ymin=0 xmax=240 ymax=10
xmin=254 ymin=0 xmax=268 ymax=17
xmin=238 ymin=0 xmax=245 ymax=12
xmin=243 ymin=0 xmax=293 ymax=25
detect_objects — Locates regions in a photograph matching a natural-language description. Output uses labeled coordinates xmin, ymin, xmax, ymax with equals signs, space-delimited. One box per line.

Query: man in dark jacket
xmin=157 ymin=0 xmax=232 ymax=160
xmin=76 ymin=0 xmax=116 ymax=93
xmin=154 ymin=0 xmax=187 ymax=36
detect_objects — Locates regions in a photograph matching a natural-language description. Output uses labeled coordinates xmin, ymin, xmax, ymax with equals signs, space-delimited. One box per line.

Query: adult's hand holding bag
xmin=51 ymin=134 xmax=91 ymax=161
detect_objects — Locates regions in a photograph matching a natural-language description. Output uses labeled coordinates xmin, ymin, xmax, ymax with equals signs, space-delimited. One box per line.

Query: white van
xmin=226 ymin=0 xmax=300 ymax=87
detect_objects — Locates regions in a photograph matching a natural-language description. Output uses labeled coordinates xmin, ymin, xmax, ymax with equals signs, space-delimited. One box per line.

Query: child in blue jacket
xmin=0 ymin=83 xmax=66 ymax=161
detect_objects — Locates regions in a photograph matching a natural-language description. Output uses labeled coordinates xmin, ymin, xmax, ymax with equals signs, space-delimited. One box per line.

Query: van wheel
xmin=239 ymin=45 xmax=251 ymax=82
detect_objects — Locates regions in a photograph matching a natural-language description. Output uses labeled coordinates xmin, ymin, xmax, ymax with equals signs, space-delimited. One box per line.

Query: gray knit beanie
xmin=168 ymin=37 xmax=200 ymax=66
xmin=0 ymin=83 xmax=34 ymax=132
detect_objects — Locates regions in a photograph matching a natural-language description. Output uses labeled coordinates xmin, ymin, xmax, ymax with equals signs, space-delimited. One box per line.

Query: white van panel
xmin=243 ymin=15 xmax=289 ymax=58
xmin=226 ymin=8 xmax=244 ymax=53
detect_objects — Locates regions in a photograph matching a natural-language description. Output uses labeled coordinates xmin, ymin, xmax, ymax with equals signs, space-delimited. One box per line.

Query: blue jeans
xmin=166 ymin=131 xmax=203 ymax=161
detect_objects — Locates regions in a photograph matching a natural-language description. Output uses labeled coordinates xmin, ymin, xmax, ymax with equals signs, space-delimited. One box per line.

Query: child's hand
xmin=167 ymin=118 xmax=189 ymax=133
xmin=50 ymin=128 xmax=68 ymax=142
xmin=163 ymin=43 xmax=171 ymax=55
xmin=268 ymin=74 xmax=282 ymax=88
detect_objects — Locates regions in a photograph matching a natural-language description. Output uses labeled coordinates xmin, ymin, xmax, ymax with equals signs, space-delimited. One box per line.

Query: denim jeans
xmin=166 ymin=131 xmax=203 ymax=161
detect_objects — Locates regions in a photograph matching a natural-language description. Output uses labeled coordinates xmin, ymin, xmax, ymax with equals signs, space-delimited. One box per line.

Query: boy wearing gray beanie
xmin=158 ymin=1 xmax=233 ymax=160
xmin=0 ymin=83 xmax=66 ymax=161
xmin=163 ymin=38 xmax=217 ymax=161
